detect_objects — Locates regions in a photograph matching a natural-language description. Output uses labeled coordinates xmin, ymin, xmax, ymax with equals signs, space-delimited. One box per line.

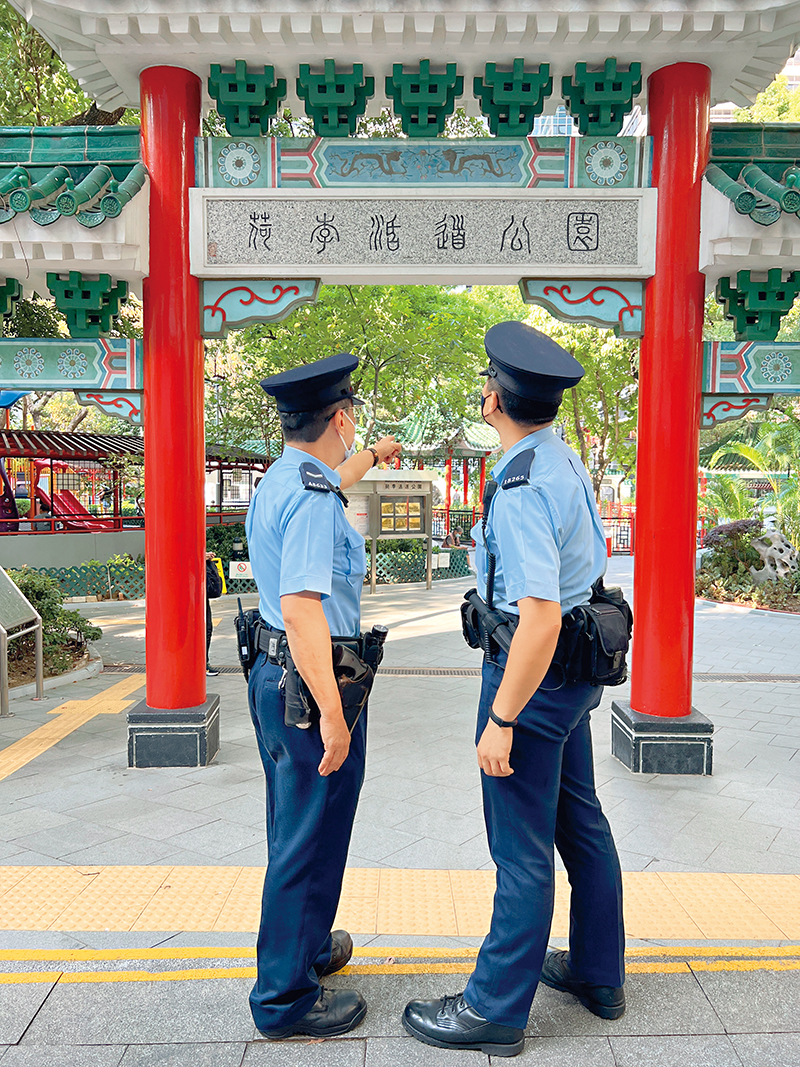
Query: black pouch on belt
xmin=567 ymin=602 xmax=630 ymax=686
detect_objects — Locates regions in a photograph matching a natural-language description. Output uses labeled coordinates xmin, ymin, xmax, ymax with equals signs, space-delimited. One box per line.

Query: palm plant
xmin=709 ymin=411 xmax=800 ymax=545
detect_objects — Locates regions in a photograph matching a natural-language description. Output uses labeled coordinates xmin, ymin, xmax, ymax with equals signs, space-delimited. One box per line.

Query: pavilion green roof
xmin=379 ymin=404 xmax=498 ymax=459
xmin=0 ymin=126 xmax=145 ymax=230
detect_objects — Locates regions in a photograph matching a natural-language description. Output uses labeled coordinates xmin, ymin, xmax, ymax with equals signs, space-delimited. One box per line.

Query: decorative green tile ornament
xmin=0 ymin=278 xmax=21 ymax=320
xmin=297 ymin=60 xmax=374 ymax=137
xmin=208 ymin=60 xmax=287 ymax=137
xmin=716 ymin=270 xmax=800 ymax=342
xmin=561 ymin=58 xmax=642 ymax=137
xmin=46 ymin=271 xmax=129 ymax=337
xmin=474 ymin=60 xmax=552 ymax=137
xmin=55 ymin=165 xmax=113 ymax=217
xmin=385 ymin=60 xmax=463 ymax=138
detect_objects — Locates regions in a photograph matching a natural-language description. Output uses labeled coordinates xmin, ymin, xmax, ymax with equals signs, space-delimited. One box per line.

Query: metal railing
xmin=0 ymin=566 xmax=43 ymax=717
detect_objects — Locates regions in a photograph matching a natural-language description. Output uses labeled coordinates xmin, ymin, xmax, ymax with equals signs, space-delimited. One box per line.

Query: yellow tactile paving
xmin=658 ymin=872 xmax=786 ymax=940
xmin=334 ymin=868 xmax=380 ymax=934
xmin=621 ymin=873 xmax=705 ymax=940
xmin=376 ymin=869 xmax=458 ymax=936
xmin=132 ymin=867 xmax=241 ymax=932
xmin=213 ymin=866 xmax=265 ymax=932
xmin=0 ymin=868 xmax=799 ymax=938
xmin=449 ymin=870 xmax=495 ymax=936
xmin=0 ymin=868 xmax=100 ymax=930
xmin=0 ymin=676 xmax=143 ymax=782
xmin=728 ymin=873 xmax=800 ymax=940
xmin=49 ymin=866 xmax=170 ymax=932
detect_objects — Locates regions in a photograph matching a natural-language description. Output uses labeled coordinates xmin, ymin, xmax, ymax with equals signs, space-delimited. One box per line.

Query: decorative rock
xmin=750 ymin=529 xmax=799 ymax=584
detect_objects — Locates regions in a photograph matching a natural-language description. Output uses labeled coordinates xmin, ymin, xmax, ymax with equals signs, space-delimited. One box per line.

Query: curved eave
xmin=8 ymin=2 xmax=800 ymax=112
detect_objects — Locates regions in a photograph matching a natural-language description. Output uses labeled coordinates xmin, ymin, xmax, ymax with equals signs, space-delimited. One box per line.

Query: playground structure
xmin=0 ymin=431 xmax=269 ymax=537
xmin=1 ymin=1 xmax=800 ymax=770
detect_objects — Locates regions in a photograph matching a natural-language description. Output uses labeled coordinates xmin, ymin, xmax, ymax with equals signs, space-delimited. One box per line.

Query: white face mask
xmin=338 ymin=410 xmax=359 ymax=461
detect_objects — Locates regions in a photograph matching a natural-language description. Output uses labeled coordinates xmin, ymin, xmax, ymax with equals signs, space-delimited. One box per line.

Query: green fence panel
xmin=108 ymin=562 xmax=145 ymax=600
xmin=34 ymin=564 xmax=109 ymax=598
xmin=227 ymin=576 xmax=258 ymax=595
xmin=376 ymin=548 xmax=471 ymax=584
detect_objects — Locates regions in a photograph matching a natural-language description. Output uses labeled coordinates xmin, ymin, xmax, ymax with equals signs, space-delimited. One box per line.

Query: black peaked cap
xmin=482 ymin=321 xmax=584 ymax=403
xmin=260 ymin=352 xmax=364 ymax=413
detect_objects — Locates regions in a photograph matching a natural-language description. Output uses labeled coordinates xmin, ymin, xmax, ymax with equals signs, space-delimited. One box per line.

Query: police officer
xmin=403 ymin=322 xmax=625 ymax=1057
xmin=246 ymin=352 xmax=399 ymax=1041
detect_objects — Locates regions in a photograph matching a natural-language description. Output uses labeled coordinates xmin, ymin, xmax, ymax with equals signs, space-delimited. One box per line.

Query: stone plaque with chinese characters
xmin=191 ymin=189 xmax=656 ymax=283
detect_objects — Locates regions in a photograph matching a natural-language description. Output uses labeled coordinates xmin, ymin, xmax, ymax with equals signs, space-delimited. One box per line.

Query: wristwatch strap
xmin=488 ymin=707 xmax=517 ymax=728
xmin=366 ymin=447 xmax=379 ymax=467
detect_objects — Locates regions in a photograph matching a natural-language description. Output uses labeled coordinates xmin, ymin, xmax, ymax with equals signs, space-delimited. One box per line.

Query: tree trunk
xmin=69 ymin=407 xmax=89 ymax=432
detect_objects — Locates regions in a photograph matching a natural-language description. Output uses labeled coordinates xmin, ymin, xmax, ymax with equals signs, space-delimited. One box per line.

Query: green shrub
xmin=7 ymin=568 xmax=103 ymax=675
xmin=702 ymin=519 xmax=762 ymax=578
xmin=205 ymin=523 xmax=248 ymax=564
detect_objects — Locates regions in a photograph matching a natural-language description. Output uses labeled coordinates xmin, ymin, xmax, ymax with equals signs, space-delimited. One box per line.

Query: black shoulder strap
xmin=481 ymin=448 xmax=535 ymax=610
xmin=300 ymin=462 xmax=331 ymax=492
xmin=499 ymin=447 xmax=536 ymax=490
xmin=299 ymin=462 xmax=348 ymax=506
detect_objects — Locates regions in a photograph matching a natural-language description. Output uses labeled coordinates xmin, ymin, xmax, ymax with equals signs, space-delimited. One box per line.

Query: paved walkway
xmin=1 ymin=561 xmax=799 ymax=1064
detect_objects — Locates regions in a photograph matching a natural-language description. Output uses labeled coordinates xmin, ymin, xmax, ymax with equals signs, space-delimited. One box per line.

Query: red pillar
xmin=631 ymin=63 xmax=710 ymax=719
xmin=444 ymin=451 xmax=452 ymax=533
xmin=141 ymin=67 xmax=206 ymax=710
xmin=462 ymin=458 xmax=469 ymax=507
xmin=479 ymin=455 xmax=486 ymax=506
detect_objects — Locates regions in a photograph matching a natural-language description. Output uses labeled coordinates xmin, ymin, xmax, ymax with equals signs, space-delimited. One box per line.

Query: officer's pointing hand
xmin=477 ymin=720 xmax=514 ymax=777
xmin=318 ymin=711 xmax=351 ymax=776
xmin=374 ymin=435 xmax=402 ymax=464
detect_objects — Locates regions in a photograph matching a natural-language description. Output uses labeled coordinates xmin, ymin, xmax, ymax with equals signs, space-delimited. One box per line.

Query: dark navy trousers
xmin=464 ymin=657 xmax=625 ymax=1030
xmin=247 ymin=654 xmax=366 ymax=1032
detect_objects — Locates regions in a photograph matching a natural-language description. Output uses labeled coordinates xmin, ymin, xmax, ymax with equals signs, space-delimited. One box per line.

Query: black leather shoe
xmin=315 ymin=929 xmax=353 ymax=977
xmin=403 ymin=993 xmax=524 ymax=1057
xmin=540 ymin=950 xmax=625 ymax=1020
xmin=258 ymin=987 xmax=367 ymax=1040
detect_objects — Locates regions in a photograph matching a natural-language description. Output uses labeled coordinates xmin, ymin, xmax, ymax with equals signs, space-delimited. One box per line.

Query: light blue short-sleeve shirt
xmin=245 ymin=446 xmax=366 ymax=637
xmin=471 ymin=427 xmax=607 ymax=615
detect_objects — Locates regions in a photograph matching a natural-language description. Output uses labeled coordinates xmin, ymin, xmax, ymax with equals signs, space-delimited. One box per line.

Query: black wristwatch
xmin=488 ymin=708 xmax=518 ymax=728
xmin=365 ymin=447 xmax=379 ymax=467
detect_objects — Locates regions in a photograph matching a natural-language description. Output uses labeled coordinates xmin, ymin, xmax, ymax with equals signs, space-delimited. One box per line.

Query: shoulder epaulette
xmin=299 ymin=462 xmax=331 ymax=493
xmin=500 ymin=447 xmax=536 ymax=490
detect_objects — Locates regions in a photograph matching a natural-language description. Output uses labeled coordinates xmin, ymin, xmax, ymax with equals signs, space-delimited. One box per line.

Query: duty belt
xmin=254 ymin=622 xmax=364 ymax=665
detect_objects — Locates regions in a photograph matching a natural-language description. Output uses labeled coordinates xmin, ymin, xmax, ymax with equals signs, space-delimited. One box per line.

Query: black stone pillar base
xmin=611 ymin=700 xmax=713 ymax=776
xmin=127 ymin=695 xmax=220 ymax=768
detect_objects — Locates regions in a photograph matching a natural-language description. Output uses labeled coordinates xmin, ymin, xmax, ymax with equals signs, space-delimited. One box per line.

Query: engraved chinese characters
xmin=201 ymin=194 xmax=647 ymax=279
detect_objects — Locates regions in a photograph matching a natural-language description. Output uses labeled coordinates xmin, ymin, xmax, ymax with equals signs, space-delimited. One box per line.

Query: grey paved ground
xmin=2 ymin=562 xmax=800 ymax=1064
xmin=2 ymin=560 xmax=800 ymax=873
xmin=2 ymin=966 xmax=800 ymax=1065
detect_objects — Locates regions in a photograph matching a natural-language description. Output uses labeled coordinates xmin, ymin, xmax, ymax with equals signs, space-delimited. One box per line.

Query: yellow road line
xmin=0 ymin=677 xmax=143 ymax=782
xmin=0 ymin=971 xmax=62 ymax=985
xmin=691 ymin=959 xmax=800 ymax=972
xmin=0 ymin=943 xmax=797 ymax=968
xmin=3 ymin=958 xmax=800 ymax=986
xmin=627 ymin=945 xmax=800 ymax=958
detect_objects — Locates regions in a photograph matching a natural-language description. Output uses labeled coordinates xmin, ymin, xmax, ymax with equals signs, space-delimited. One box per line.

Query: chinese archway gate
xmin=4 ymin=0 xmax=800 ymax=770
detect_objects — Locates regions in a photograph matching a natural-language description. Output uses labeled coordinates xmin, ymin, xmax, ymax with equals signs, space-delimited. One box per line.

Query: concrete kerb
xmin=8 ymin=651 xmax=102 ymax=704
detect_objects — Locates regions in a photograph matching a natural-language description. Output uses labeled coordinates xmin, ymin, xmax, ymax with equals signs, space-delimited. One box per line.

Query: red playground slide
xmin=35 ymin=485 xmax=116 ymax=532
